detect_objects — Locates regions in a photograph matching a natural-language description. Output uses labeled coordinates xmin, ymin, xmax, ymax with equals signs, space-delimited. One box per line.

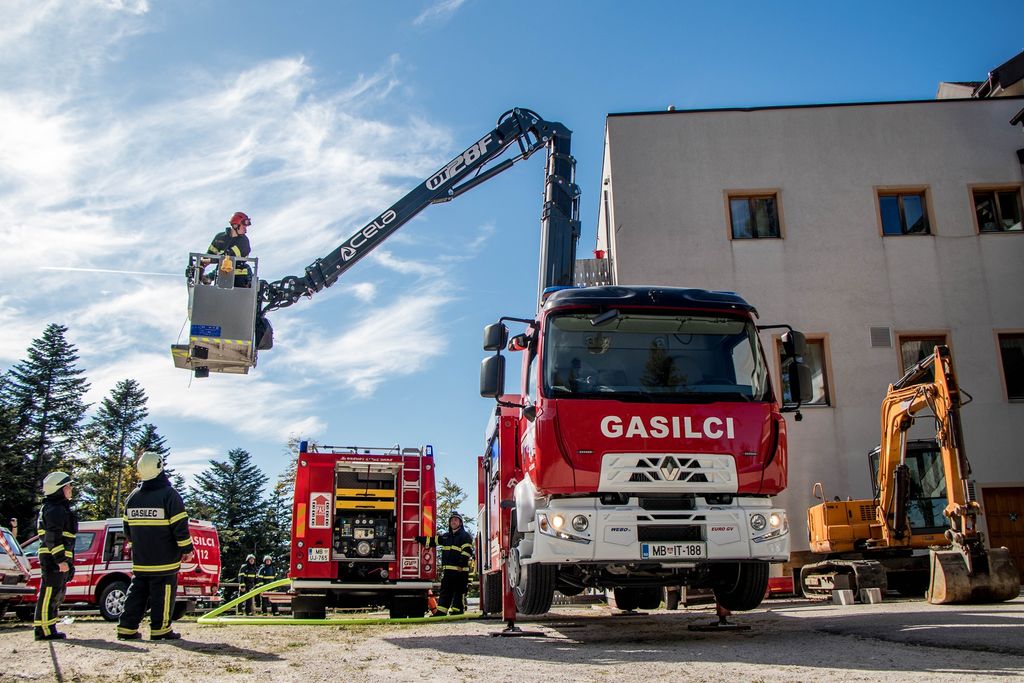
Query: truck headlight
xmin=572 ymin=515 xmax=589 ymax=532
xmin=552 ymin=514 xmax=566 ymax=530
xmin=769 ymin=512 xmax=783 ymax=528
xmin=750 ymin=513 xmax=767 ymax=531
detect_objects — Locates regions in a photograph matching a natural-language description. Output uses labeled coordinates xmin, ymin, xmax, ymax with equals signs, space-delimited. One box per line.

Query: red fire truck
xmin=477 ymin=292 xmax=811 ymax=622
xmin=16 ymin=518 xmax=221 ymax=621
xmin=288 ymin=442 xmax=437 ymax=619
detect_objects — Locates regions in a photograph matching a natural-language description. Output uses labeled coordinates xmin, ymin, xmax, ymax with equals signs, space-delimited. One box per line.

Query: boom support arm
xmin=258 ymin=108 xmax=580 ymax=314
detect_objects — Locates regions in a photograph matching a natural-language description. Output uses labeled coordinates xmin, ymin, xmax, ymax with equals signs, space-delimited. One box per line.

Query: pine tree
xmin=259 ymin=478 xmax=292 ymax=564
xmin=1 ymin=323 xmax=90 ymax=529
xmin=79 ymin=379 xmax=149 ymax=518
xmin=0 ymin=377 xmax=32 ymax=537
xmin=436 ymin=476 xmax=474 ymax=534
xmin=3 ymin=323 xmax=91 ymax=481
xmin=190 ymin=448 xmax=268 ymax=579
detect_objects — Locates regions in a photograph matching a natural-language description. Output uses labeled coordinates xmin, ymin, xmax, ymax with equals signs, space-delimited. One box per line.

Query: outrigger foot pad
xmin=490 ymin=620 xmax=547 ymax=638
xmin=687 ymin=603 xmax=752 ymax=632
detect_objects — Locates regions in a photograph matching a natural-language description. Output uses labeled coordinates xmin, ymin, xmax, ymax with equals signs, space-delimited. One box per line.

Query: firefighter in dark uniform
xmin=34 ymin=471 xmax=77 ymax=640
xmin=416 ymin=511 xmax=474 ymax=616
xmin=256 ymin=555 xmax=279 ymax=615
xmin=116 ymin=452 xmax=194 ymax=641
xmin=237 ymin=554 xmax=259 ymax=615
xmin=206 ymin=211 xmax=252 ymax=287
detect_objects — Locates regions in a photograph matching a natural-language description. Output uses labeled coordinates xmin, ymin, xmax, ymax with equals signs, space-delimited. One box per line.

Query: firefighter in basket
xmin=416 ymin=511 xmax=474 ymax=616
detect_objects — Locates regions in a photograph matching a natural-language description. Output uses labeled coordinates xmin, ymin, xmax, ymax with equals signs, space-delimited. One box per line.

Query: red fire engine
xmin=16 ymin=518 xmax=221 ymax=621
xmin=288 ymin=442 xmax=437 ymax=619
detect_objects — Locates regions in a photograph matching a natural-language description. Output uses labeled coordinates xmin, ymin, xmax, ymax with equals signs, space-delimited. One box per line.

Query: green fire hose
xmin=196 ymin=578 xmax=475 ymax=626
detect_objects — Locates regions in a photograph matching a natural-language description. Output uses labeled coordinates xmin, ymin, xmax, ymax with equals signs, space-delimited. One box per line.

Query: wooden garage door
xmin=982 ymin=486 xmax=1024 ymax=584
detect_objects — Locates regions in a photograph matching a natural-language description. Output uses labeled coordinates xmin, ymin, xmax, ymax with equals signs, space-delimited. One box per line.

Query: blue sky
xmin=2 ymin=0 xmax=1023 ymax=507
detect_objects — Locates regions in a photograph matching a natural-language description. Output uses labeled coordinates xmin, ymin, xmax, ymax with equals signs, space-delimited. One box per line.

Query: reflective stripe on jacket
xmin=122 ymin=473 xmax=193 ymax=576
xmin=423 ymin=527 xmax=474 ymax=572
xmin=36 ymin=494 xmax=78 ymax=569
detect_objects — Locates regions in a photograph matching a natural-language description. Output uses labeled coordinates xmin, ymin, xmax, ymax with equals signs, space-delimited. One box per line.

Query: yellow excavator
xmin=800 ymin=345 xmax=1019 ymax=604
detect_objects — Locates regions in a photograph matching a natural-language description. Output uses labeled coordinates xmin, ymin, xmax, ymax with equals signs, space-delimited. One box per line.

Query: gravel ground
xmin=3 ymin=597 xmax=1023 ymax=682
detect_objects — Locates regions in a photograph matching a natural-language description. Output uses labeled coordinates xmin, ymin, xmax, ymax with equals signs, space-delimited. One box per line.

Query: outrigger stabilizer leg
xmin=687 ymin=601 xmax=751 ymax=632
xmin=489 ymin=570 xmax=545 ymax=638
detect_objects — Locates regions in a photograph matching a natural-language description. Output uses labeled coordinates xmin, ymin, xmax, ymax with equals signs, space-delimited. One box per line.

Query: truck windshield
xmin=543 ymin=312 xmax=771 ymax=402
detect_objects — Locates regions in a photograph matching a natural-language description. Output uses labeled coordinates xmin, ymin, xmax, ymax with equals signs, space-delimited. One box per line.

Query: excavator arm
xmin=258 ymin=107 xmax=580 ymax=314
xmin=875 ymin=345 xmax=976 ymax=547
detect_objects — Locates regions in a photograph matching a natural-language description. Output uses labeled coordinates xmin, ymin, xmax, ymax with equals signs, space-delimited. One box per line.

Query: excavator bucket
xmin=171 ymin=253 xmax=261 ymax=378
xmin=927 ymin=546 xmax=1020 ymax=604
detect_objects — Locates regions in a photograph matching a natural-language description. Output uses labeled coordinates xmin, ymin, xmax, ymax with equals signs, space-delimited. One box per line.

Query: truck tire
xmin=480 ymin=571 xmax=502 ymax=615
xmin=712 ymin=561 xmax=769 ymax=612
xmin=506 ymin=519 xmax=554 ymax=615
xmin=291 ymin=594 xmax=326 ymax=620
xmin=389 ymin=593 xmax=427 ymax=619
xmin=636 ymin=586 xmax=662 ymax=610
xmin=15 ymin=605 xmax=33 ymax=622
xmin=612 ymin=587 xmax=639 ymax=611
xmin=99 ymin=580 xmax=130 ymax=621
xmin=172 ymin=601 xmax=189 ymax=621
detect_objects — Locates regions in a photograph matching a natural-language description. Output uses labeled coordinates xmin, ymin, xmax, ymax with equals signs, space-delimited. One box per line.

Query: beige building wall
xmin=597 ymin=97 xmax=1024 ymax=553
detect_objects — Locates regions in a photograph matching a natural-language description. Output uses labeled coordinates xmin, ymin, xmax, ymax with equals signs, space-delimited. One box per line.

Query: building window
xmin=878 ymin=190 xmax=930 ymax=235
xmin=728 ymin=193 xmax=781 ymax=239
xmin=898 ymin=334 xmax=948 ymax=378
xmin=998 ymin=333 xmax=1024 ymax=401
xmin=972 ymin=187 xmax=1023 ymax=233
xmin=779 ymin=337 xmax=830 ymax=407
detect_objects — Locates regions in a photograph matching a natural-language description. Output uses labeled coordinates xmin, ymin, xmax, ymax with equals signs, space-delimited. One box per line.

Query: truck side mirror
xmin=781 ymin=330 xmax=807 ymax=358
xmin=483 ymin=323 xmax=509 ymax=352
xmin=788 ymin=360 xmax=814 ymax=404
xmin=480 ymin=355 xmax=506 ymax=398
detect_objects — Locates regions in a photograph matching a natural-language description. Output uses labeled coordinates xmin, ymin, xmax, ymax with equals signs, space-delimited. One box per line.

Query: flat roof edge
xmin=607 ymin=95 xmax=1024 ymax=119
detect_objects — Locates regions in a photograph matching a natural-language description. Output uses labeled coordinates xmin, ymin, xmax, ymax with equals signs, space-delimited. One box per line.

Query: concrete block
xmin=859 ymin=588 xmax=883 ymax=604
xmin=832 ymin=589 xmax=855 ymax=605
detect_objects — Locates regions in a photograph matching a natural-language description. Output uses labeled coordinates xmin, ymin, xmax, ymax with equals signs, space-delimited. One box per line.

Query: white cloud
xmin=83 ymin=351 xmax=325 ymax=442
xmin=282 ymin=290 xmax=454 ymax=395
xmin=413 ymin=0 xmax=467 ymax=26
xmin=348 ymin=282 xmax=377 ymax=302
xmin=371 ymin=249 xmax=445 ymax=277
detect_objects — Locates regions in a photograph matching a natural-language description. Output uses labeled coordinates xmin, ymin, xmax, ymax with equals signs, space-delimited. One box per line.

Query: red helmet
xmin=229 ymin=211 xmax=251 ymax=228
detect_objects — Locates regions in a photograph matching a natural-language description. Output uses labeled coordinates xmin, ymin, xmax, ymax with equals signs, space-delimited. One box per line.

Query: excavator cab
xmin=171 ymin=252 xmax=261 ymax=378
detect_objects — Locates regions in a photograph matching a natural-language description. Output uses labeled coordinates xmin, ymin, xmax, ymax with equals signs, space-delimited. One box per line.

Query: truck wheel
xmin=712 ymin=561 xmax=769 ymax=612
xmin=636 ymin=586 xmax=662 ymax=610
xmin=99 ymin=580 xmax=130 ymax=621
xmin=612 ymin=587 xmax=640 ymax=611
xmin=389 ymin=594 xmax=427 ymax=619
xmin=291 ymin=594 xmax=326 ymax=620
xmin=506 ymin=521 xmax=554 ymax=615
xmin=480 ymin=571 xmax=502 ymax=614
xmin=15 ymin=605 xmax=34 ymax=622
xmin=172 ymin=601 xmax=189 ymax=621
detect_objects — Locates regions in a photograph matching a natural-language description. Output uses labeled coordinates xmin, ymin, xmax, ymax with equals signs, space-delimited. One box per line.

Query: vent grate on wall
xmin=870 ymin=326 xmax=893 ymax=348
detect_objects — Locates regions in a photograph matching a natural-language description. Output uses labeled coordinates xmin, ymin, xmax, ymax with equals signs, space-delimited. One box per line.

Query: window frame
xmin=875 ymin=186 xmax=934 ymax=237
xmin=725 ymin=189 xmax=785 ymax=240
xmin=895 ymin=332 xmax=951 ymax=376
xmin=995 ymin=329 xmax=1024 ymax=403
xmin=773 ymin=333 xmax=834 ymax=408
xmin=968 ymin=183 xmax=1024 ymax=234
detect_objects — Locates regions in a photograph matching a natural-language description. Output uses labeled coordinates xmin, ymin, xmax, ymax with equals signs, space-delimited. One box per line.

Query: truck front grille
xmin=600 ymin=453 xmax=738 ymax=493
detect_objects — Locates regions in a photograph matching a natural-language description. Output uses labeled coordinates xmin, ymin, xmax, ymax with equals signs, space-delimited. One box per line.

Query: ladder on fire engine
xmin=400 ymin=449 xmax=424 ymax=579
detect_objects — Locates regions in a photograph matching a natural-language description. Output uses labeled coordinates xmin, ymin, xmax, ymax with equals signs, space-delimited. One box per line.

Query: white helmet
xmin=42 ymin=472 xmax=72 ymax=496
xmin=136 ymin=452 xmax=164 ymax=481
